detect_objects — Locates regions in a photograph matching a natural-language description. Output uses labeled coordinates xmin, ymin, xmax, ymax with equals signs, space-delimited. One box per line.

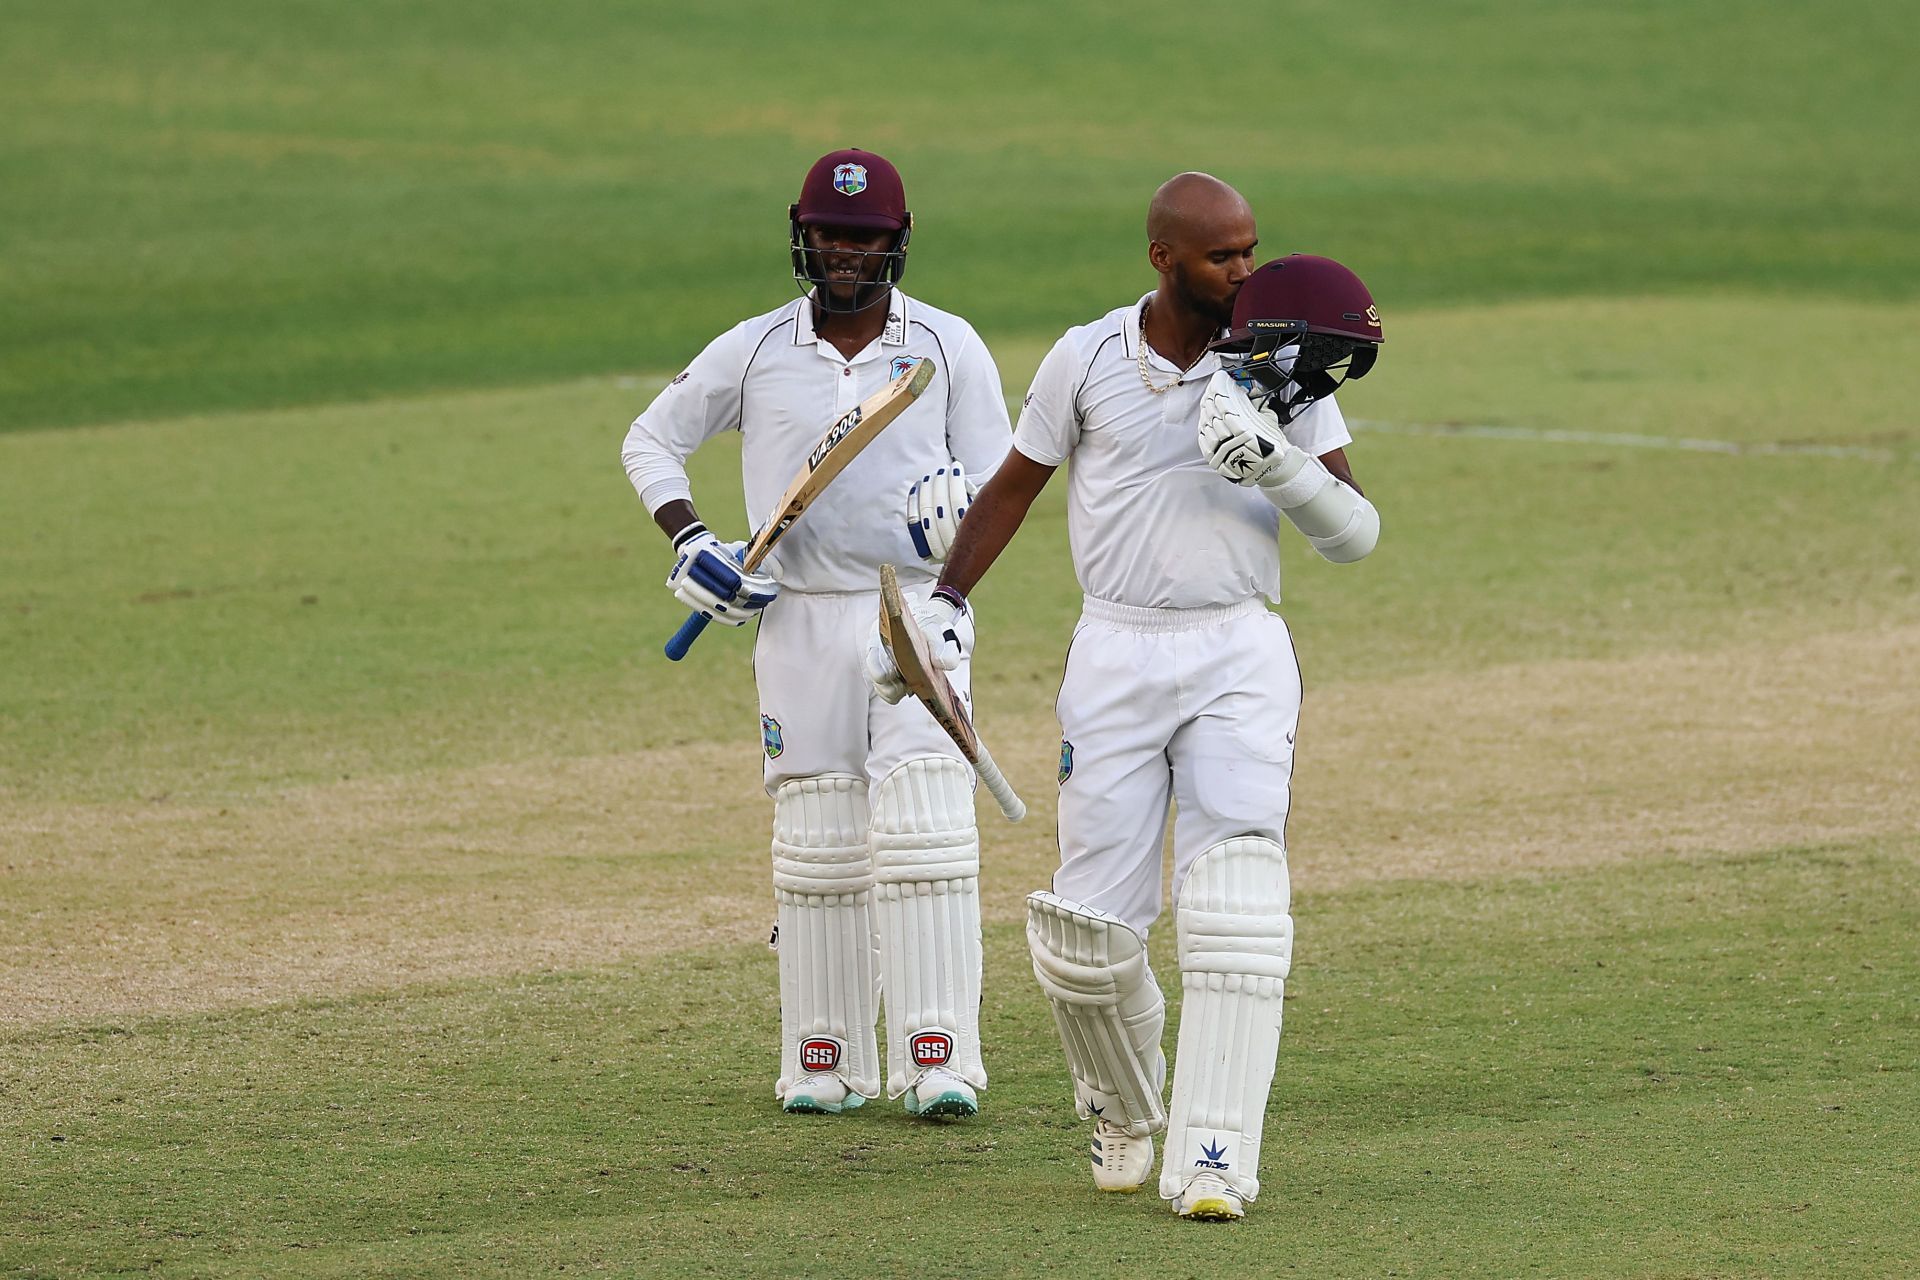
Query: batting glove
xmin=861 ymin=587 xmax=973 ymax=705
xmin=918 ymin=587 xmax=974 ymax=671
xmin=665 ymin=523 xmax=778 ymax=625
xmin=863 ymin=619 xmax=911 ymax=704
xmin=905 ymin=462 xmax=981 ymax=562
xmin=1198 ymin=370 xmax=1293 ymax=486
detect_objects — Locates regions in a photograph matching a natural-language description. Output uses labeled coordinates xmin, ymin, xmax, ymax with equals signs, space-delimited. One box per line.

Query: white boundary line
xmin=1347 ymin=419 xmax=1901 ymax=463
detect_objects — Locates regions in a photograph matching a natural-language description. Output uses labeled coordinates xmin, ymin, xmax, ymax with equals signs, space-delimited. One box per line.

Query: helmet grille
xmin=1297 ymin=333 xmax=1362 ymax=374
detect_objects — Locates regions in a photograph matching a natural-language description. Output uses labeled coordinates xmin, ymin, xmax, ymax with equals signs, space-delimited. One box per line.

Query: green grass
xmin=4 ymin=297 xmax=1915 ymax=803
xmin=5 ymin=0 xmax=1918 ymax=429
xmin=6 ymin=3 xmax=1919 ymax=1274
xmin=6 ymin=845 xmax=1914 ymax=1277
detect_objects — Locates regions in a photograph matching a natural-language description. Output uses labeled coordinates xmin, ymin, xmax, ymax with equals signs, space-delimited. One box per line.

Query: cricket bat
xmin=877 ymin=563 xmax=1026 ymax=823
xmin=665 ymin=357 xmax=935 ymax=660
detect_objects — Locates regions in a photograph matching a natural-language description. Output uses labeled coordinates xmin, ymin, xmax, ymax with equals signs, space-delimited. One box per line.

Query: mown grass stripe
xmin=1351 ymin=419 xmax=1906 ymax=462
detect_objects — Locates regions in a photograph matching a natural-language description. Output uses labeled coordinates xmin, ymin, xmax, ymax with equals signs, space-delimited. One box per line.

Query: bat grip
xmin=664 ymin=610 xmax=711 ymax=661
xmin=972 ymin=745 xmax=1026 ymax=823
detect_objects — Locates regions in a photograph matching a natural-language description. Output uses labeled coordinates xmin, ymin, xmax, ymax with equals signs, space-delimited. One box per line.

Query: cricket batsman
xmin=620 ymin=149 xmax=1012 ymax=1118
xmin=866 ymin=172 xmax=1384 ymax=1216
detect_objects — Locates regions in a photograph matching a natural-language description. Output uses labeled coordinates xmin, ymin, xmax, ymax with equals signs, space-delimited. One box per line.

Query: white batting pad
xmin=869 ymin=756 xmax=986 ymax=1095
xmin=1026 ymin=891 xmax=1168 ymax=1138
xmin=772 ymin=774 xmax=881 ymax=1101
xmin=1159 ymin=837 xmax=1293 ymax=1203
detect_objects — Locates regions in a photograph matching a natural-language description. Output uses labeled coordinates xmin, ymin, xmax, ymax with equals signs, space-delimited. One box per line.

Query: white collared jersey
xmin=622 ymin=291 xmax=1012 ymax=593
xmin=1012 ymin=295 xmax=1352 ymax=609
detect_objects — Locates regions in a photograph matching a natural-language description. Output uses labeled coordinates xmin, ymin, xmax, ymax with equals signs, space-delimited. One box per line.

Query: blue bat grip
xmin=664 ymin=610 xmax=711 ymax=661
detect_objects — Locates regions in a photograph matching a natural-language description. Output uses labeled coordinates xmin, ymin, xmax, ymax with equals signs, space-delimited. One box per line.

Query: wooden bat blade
xmin=878 ymin=564 xmax=979 ymax=757
xmin=877 ymin=565 xmax=1024 ymax=822
xmin=741 ymin=357 xmax=934 ymax=571
xmin=664 ymin=357 xmax=933 ymax=661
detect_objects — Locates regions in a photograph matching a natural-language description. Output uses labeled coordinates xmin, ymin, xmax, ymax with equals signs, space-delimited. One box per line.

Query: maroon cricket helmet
xmin=789 ymin=148 xmax=913 ymax=313
xmin=1208 ymin=254 xmax=1382 ymax=421
xmin=793 ymin=148 xmax=909 ymax=230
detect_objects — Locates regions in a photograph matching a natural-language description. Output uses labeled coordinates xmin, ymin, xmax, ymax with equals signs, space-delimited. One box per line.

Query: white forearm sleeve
xmin=1257 ymin=446 xmax=1381 ymax=563
xmin=621 ymin=416 xmax=697 ymax=515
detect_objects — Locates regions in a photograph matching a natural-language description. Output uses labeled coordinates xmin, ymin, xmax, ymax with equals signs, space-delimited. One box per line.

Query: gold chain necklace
xmin=1136 ymin=301 xmax=1181 ymax=395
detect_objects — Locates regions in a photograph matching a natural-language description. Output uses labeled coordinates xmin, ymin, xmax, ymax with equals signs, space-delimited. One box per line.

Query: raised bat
xmin=666 ymin=357 xmax=935 ymax=660
xmin=878 ymin=563 xmax=1026 ymax=822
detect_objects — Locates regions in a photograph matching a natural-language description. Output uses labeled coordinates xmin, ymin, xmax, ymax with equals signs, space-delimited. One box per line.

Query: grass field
xmin=6 ymin=0 xmax=1918 ymax=431
xmin=4 ymin=1 xmax=1918 ymax=1276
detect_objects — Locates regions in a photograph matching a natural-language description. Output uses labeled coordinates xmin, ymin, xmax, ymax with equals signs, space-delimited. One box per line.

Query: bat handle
xmin=664 ymin=610 xmax=711 ymax=661
xmin=972 ymin=745 xmax=1026 ymax=823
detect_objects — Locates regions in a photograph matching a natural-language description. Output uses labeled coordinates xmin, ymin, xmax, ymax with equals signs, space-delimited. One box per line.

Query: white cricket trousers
xmin=753 ymin=587 xmax=972 ymax=794
xmin=1053 ymin=595 xmax=1301 ymax=935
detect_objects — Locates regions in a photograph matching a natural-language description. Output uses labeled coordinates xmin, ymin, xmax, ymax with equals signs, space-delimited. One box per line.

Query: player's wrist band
xmin=933 ymin=584 xmax=969 ymax=613
xmin=671 ymin=521 xmax=709 ymax=549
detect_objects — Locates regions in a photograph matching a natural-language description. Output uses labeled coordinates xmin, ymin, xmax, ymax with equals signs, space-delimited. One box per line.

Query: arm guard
xmin=1256 ymin=446 xmax=1380 ymax=563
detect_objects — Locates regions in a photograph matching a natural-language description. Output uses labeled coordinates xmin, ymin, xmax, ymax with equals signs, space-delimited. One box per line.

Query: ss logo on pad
xmin=909 ymin=1030 xmax=953 ymax=1067
xmin=800 ymin=1037 xmax=842 ymax=1071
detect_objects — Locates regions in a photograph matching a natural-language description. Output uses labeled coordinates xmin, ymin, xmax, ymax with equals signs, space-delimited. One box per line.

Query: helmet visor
xmin=1217 ymin=326 xmax=1374 ymax=423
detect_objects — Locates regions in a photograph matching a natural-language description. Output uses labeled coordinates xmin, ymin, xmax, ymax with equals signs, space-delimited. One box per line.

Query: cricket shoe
xmin=781 ymin=1072 xmax=866 ymax=1116
xmin=902 ymin=1066 xmax=978 ymax=1119
xmin=1173 ymin=1171 xmax=1246 ymax=1221
xmin=1090 ymin=1118 xmax=1153 ymax=1192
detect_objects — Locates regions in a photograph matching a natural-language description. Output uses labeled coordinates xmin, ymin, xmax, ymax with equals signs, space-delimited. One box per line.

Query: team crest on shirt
xmin=1057 ymin=739 xmax=1074 ymax=785
xmin=890 ymin=355 xmax=918 ymax=381
xmin=833 ymin=163 xmax=868 ymax=195
xmin=762 ymin=714 xmax=784 ymax=759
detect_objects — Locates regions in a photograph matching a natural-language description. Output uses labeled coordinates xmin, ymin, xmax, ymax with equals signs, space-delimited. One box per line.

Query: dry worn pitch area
xmin=10 ymin=624 xmax=1913 ymax=1027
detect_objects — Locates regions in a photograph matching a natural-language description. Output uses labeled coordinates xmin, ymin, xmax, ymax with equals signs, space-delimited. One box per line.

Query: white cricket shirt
xmin=622 ymin=290 xmax=1012 ymax=593
xmin=1012 ymin=295 xmax=1352 ymax=609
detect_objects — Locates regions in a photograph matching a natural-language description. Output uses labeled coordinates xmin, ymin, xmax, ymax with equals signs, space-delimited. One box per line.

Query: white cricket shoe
xmin=782 ymin=1072 xmax=866 ymax=1115
xmin=1090 ymin=1118 xmax=1153 ymax=1192
xmin=1173 ymin=1171 xmax=1246 ymax=1221
xmin=902 ymin=1066 xmax=978 ymax=1119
